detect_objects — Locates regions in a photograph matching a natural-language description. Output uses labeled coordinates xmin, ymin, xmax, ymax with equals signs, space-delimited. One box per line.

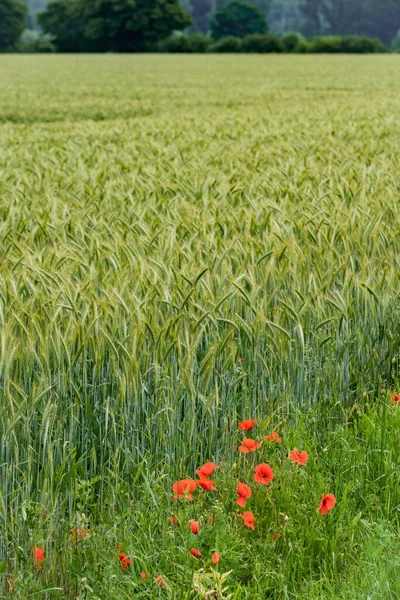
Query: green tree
xmin=39 ymin=0 xmax=192 ymax=52
xmin=38 ymin=0 xmax=90 ymax=52
xmin=210 ymin=0 xmax=268 ymax=39
xmin=0 ymin=0 xmax=27 ymax=51
xmin=83 ymin=0 xmax=191 ymax=52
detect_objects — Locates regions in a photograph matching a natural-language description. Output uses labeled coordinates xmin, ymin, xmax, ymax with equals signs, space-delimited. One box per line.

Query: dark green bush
xmin=310 ymin=36 xmax=343 ymax=53
xmin=157 ymin=33 xmax=211 ymax=53
xmin=293 ymin=40 xmax=313 ymax=53
xmin=339 ymin=35 xmax=387 ymax=53
xmin=241 ymin=33 xmax=283 ymax=53
xmin=298 ymin=35 xmax=388 ymax=54
xmin=282 ymin=31 xmax=304 ymax=52
xmin=209 ymin=36 xmax=242 ymax=52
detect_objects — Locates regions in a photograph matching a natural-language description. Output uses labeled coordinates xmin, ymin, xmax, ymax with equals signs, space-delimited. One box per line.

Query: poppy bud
xmin=190 ymin=521 xmax=200 ymax=534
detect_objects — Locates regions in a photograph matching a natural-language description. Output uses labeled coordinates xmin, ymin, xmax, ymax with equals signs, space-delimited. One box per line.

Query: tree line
xmin=1 ymin=0 xmax=400 ymax=53
xmin=186 ymin=0 xmax=400 ymax=44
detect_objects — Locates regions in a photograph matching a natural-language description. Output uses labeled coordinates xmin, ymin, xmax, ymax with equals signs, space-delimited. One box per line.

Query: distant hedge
xmin=157 ymin=33 xmax=389 ymax=54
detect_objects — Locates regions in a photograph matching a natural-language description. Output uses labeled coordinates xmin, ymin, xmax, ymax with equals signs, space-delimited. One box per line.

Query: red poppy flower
xmin=254 ymin=463 xmax=274 ymax=485
xmin=238 ymin=511 xmax=257 ymax=530
xmin=190 ymin=548 xmax=202 ymax=558
xmin=172 ymin=479 xmax=197 ymax=501
xmin=212 ymin=552 xmax=221 ymax=565
xmin=33 ymin=547 xmax=45 ymax=568
xmin=317 ymin=493 xmax=336 ymax=515
xmin=196 ymin=462 xmax=219 ymax=478
xmin=156 ymin=575 xmax=165 ymax=587
xmin=140 ymin=572 xmax=150 ymax=580
xmin=118 ymin=553 xmax=132 ymax=571
xmin=190 ymin=521 xmax=200 ymax=534
xmin=238 ymin=419 xmax=257 ymax=431
xmin=272 ymin=533 xmax=279 ymax=541
xmin=263 ymin=431 xmax=282 ymax=443
xmin=236 ymin=482 xmax=252 ymax=508
xmin=238 ymin=438 xmax=260 ymax=453
xmin=390 ymin=393 xmax=400 ymax=405
xmin=196 ymin=478 xmax=217 ymax=491
xmin=169 ymin=516 xmax=179 ymax=526
xmin=288 ymin=448 xmax=309 ymax=465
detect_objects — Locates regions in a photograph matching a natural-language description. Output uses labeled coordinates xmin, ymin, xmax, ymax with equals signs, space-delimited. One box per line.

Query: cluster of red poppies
xmin=171 ymin=417 xmax=337 ymax=551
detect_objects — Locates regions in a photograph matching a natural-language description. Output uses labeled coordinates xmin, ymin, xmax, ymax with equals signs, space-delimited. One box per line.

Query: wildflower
xmin=140 ymin=572 xmax=150 ymax=580
xmin=212 ymin=552 xmax=221 ymax=565
xmin=118 ymin=553 xmax=132 ymax=571
xmin=196 ymin=478 xmax=217 ymax=491
xmin=263 ymin=431 xmax=282 ymax=443
xmin=190 ymin=548 xmax=202 ymax=558
xmin=190 ymin=521 xmax=200 ymax=535
xmin=254 ymin=463 xmax=274 ymax=485
xmin=272 ymin=533 xmax=279 ymax=540
xmin=236 ymin=482 xmax=252 ymax=508
xmin=172 ymin=479 xmax=197 ymax=501
xmin=238 ymin=419 xmax=257 ymax=431
xmin=170 ymin=516 xmax=179 ymax=526
xmin=156 ymin=575 xmax=165 ymax=587
xmin=33 ymin=547 xmax=45 ymax=568
xmin=196 ymin=462 xmax=219 ymax=478
xmin=390 ymin=393 xmax=400 ymax=405
xmin=288 ymin=448 xmax=309 ymax=466
xmin=317 ymin=493 xmax=336 ymax=515
xmin=238 ymin=438 xmax=260 ymax=453
xmin=238 ymin=511 xmax=256 ymax=530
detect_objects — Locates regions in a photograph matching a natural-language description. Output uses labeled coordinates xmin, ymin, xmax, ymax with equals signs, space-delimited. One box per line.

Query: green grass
xmin=0 ymin=55 xmax=400 ymax=599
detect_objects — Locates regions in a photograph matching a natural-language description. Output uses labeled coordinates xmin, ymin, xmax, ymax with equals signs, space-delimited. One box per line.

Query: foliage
xmin=241 ymin=33 xmax=283 ymax=52
xmin=16 ymin=29 xmax=56 ymax=53
xmin=158 ymin=32 xmax=212 ymax=52
xmin=39 ymin=0 xmax=192 ymax=52
xmin=209 ymin=35 xmax=243 ymax=51
xmin=38 ymin=0 xmax=89 ymax=52
xmin=339 ymin=35 xmax=388 ymax=53
xmin=210 ymin=0 xmax=268 ymax=40
xmin=298 ymin=35 xmax=389 ymax=53
xmin=0 ymin=0 xmax=27 ymax=51
xmin=1 ymin=54 xmax=400 ymax=596
xmin=281 ymin=30 xmax=304 ymax=51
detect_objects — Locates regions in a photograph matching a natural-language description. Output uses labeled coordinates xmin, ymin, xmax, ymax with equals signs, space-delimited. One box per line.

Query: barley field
xmin=0 ymin=55 xmax=400 ymax=599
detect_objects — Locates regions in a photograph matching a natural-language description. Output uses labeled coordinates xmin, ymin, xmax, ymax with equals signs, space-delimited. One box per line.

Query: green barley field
xmin=1 ymin=55 xmax=400 ymax=599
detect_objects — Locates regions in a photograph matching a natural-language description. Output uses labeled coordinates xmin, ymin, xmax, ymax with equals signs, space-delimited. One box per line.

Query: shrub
xmin=294 ymin=40 xmax=313 ymax=53
xmin=241 ymin=34 xmax=283 ymax=53
xmin=339 ymin=35 xmax=387 ymax=54
xmin=282 ymin=31 xmax=304 ymax=53
xmin=16 ymin=29 xmax=56 ymax=53
xmin=157 ymin=33 xmax=211 ymax=53
xmin=310 ymin=36 xmax=343 ymax=53
xmin=210 ymin=0 xmax=267 ymax=40
xmin=209 ymin=36 xmax=242 ymax=52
